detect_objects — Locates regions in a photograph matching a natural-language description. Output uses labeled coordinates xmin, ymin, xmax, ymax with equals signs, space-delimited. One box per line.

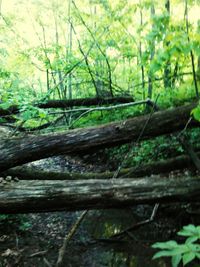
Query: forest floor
xmin=0 ymin=156 xmax=200 ymax=267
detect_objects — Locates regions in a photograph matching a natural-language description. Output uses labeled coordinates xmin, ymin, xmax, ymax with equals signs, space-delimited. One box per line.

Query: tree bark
xmin=3 ymin=150 xmax=200 ymax=180
xmin=0 ymin=102 xmax=199 ymax=172
xmin=147 ymin=3 xmax=155 ymax=99
xmin=163 ymin=0 xmax=171 ymax=89
xmin=0 ymin=176 xmax=199 ymax=214
xmin=0 ymin=97 xmax=134 ymax=116
xmin=184 ymin=0 xmax=199 ymax=97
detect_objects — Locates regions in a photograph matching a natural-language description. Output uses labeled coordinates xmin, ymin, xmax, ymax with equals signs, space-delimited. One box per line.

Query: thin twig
xmin=110 ymin=203 xmax=159 ymax=239
xmin=48 ymin=99 xmax=150 ymax=116
xmin=43 ymin=257 xmax=52 ymax=267
xmin=29 ymin=250 xmax=47 ymax=258
xmin=56 ymin=210 xmax=88 ymax=267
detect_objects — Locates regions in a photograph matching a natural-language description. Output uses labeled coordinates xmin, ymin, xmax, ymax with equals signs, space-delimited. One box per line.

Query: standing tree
xmin=147 ymin=2 xmax=155 ymax=99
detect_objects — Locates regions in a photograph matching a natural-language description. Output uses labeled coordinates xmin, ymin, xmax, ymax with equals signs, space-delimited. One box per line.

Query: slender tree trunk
xmin=148 ymin=4 xmax=155 ymax=99
xmin=196 ymin=21 xmax=200 ymax=84
xmin=67 ymin=0 xmax=73 ymax=99
xmin=139 ymin=5 xmax=145 ymax=100
xmin=164 ymin=0 xmax=171 ymax=89
xmin=72 ymin=0 xmax=113 ymax=97
xmin=93 ymin=5 xmax=102 ymax=97
xmin=40 ymin=23 xmax=61 ymax=99
xmin=46 ymin=69 xmax=50 ymax=98
xmin=0 ymin=0 xmax=2 ymax=15
xmin=197 ymin=57 xmax=200 ymax=82
xmin=71 ymin=23 xmax=100 ymax=97
xmin=171 ymin=61 xmax=179 ymax=88
xmin=54 ymin=14 xmax=65 ymax=99
xmin=184 ymin=0 xmax=199 ymax=98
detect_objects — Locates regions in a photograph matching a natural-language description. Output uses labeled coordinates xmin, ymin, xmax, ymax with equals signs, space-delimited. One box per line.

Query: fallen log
xmin=3 ymin=151 xmax=200 ymax=180
xmin=0 ymin=176 xmax=199 ymax=213
xmin=0 ymin=102 xmax=199 ymax=172
xmin=0 ymin=96 xmax=134 ymax=116
xmin=37 ymin=96 xmax=134 ymax=108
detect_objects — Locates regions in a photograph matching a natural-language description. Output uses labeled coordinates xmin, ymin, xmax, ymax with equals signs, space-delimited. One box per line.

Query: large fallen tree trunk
xmin=0 ymin=96 xmax=134 ymax=116
xmin=0 ymin=102 xmax=199 ymax=172
xmin=37 ymin=96 xmax=135 ymax=108
xmin=3 ymin=151 xmax=200 ymax=180
xmin=0 ymin=176 xmax=199 ymax=213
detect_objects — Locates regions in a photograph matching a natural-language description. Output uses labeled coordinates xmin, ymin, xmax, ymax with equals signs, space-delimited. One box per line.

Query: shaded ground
xmin=0 ymin=156 xmax=200 ymax=267
xmin=1 ymin=203 xmax=200 ymax=267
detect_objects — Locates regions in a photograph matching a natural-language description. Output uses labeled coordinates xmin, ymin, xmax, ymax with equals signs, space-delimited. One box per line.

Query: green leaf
xmin=183 ymin=224 xmax=197 ymax=232
xmin=171 ymin=245 xmax=189 ymax=254
xmin=152 ymin=241 xmax=178 ymax=250
xmin=153 ymin=250 xmax=179 ymax=259
xmin=191 ymin=106 xmax=200 ymax=122
xmin=0 ymin=102 xmax=12 ymax=109
xmin=38 ymin=110 xmax=47 ymax=119
xmin=22 ymin=110 xmax=32 ymax=121
xmin=186 ymin=236 xmax=198 ymax=244
xmin=172 ymin=254 xmax=182 ymax=267
xmin=183 ymin=252 xmax=196 ymax=266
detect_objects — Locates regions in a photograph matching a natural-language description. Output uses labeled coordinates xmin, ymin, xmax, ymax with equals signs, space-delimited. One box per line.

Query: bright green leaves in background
xmin=1 ymin=0 xmax=200 ymax=128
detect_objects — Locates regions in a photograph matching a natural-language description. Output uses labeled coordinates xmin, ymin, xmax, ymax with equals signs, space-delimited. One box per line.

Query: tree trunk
xmin=139 ymin=4 xmax=145 ymax=100
xmin=0 ymin=97 xmax=134 ymax=116
xmin=0 ymin=176 xmax=200 ymax=214
xmin=163 ymin=0 xmax=171 ymax=89
xmin=3 ymin=150 xmax=200 ymax=180
xmin=184 ymin=0 xmax=199 ymax=97
xmin=0 ymin=102 xmax=198 ymax=172
xmin=147 ymin=3 xmax=155 ymax=99
xmin=67 ymin=0 xmax=73 ymax=99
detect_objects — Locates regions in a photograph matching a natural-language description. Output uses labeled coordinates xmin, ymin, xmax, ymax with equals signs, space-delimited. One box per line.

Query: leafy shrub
xmin=152 ymin=224 xmax=200 ymax=267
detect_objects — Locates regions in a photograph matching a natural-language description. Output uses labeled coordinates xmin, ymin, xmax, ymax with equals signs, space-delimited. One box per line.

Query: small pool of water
xmin=71 ymin=207 xmax=173 ymax=267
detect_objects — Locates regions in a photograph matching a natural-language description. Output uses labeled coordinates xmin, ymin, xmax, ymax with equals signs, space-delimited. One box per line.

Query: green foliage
xmin=0 ymin=214 xmax=31 ymax=232
xmin=72 ymin=105 xmax=144 ymax=129
xmin=0 ymin=1 xmax=199 ymax=132
xmin=20 ymin=105 xmax=48 ymax=121
xmin=19 ymin=220 xmax=32 ymax=231
xmin=152 ymin=225 xmax=200 ymax=267
xmin=191 ymin=103 xmax=200 ymax=122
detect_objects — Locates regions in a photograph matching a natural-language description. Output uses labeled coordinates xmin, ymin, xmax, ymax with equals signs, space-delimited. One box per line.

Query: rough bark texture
xmin=0 ymin=97 xmax=134 ymax=116
xmin=0 ymin=102 xmax=199 ymax=172
xmin=3 ymin=151 xmax=200 ymax=180
xmin=38 ymin=96 xmax=134 ymax=108
xmin=0 ymin=176 xmax=199 ymax=213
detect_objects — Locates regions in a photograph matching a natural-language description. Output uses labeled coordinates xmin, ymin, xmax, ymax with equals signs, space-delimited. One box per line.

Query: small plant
xmin=19 ymin=220 xmax=32 ymax=231
xmin=152 ymin=224 xmax=200 ymax=267
xmin=191 ymin=103 xmax=200 ymax=122
xmin=0 ymin=214 xmax=31 ymax=232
